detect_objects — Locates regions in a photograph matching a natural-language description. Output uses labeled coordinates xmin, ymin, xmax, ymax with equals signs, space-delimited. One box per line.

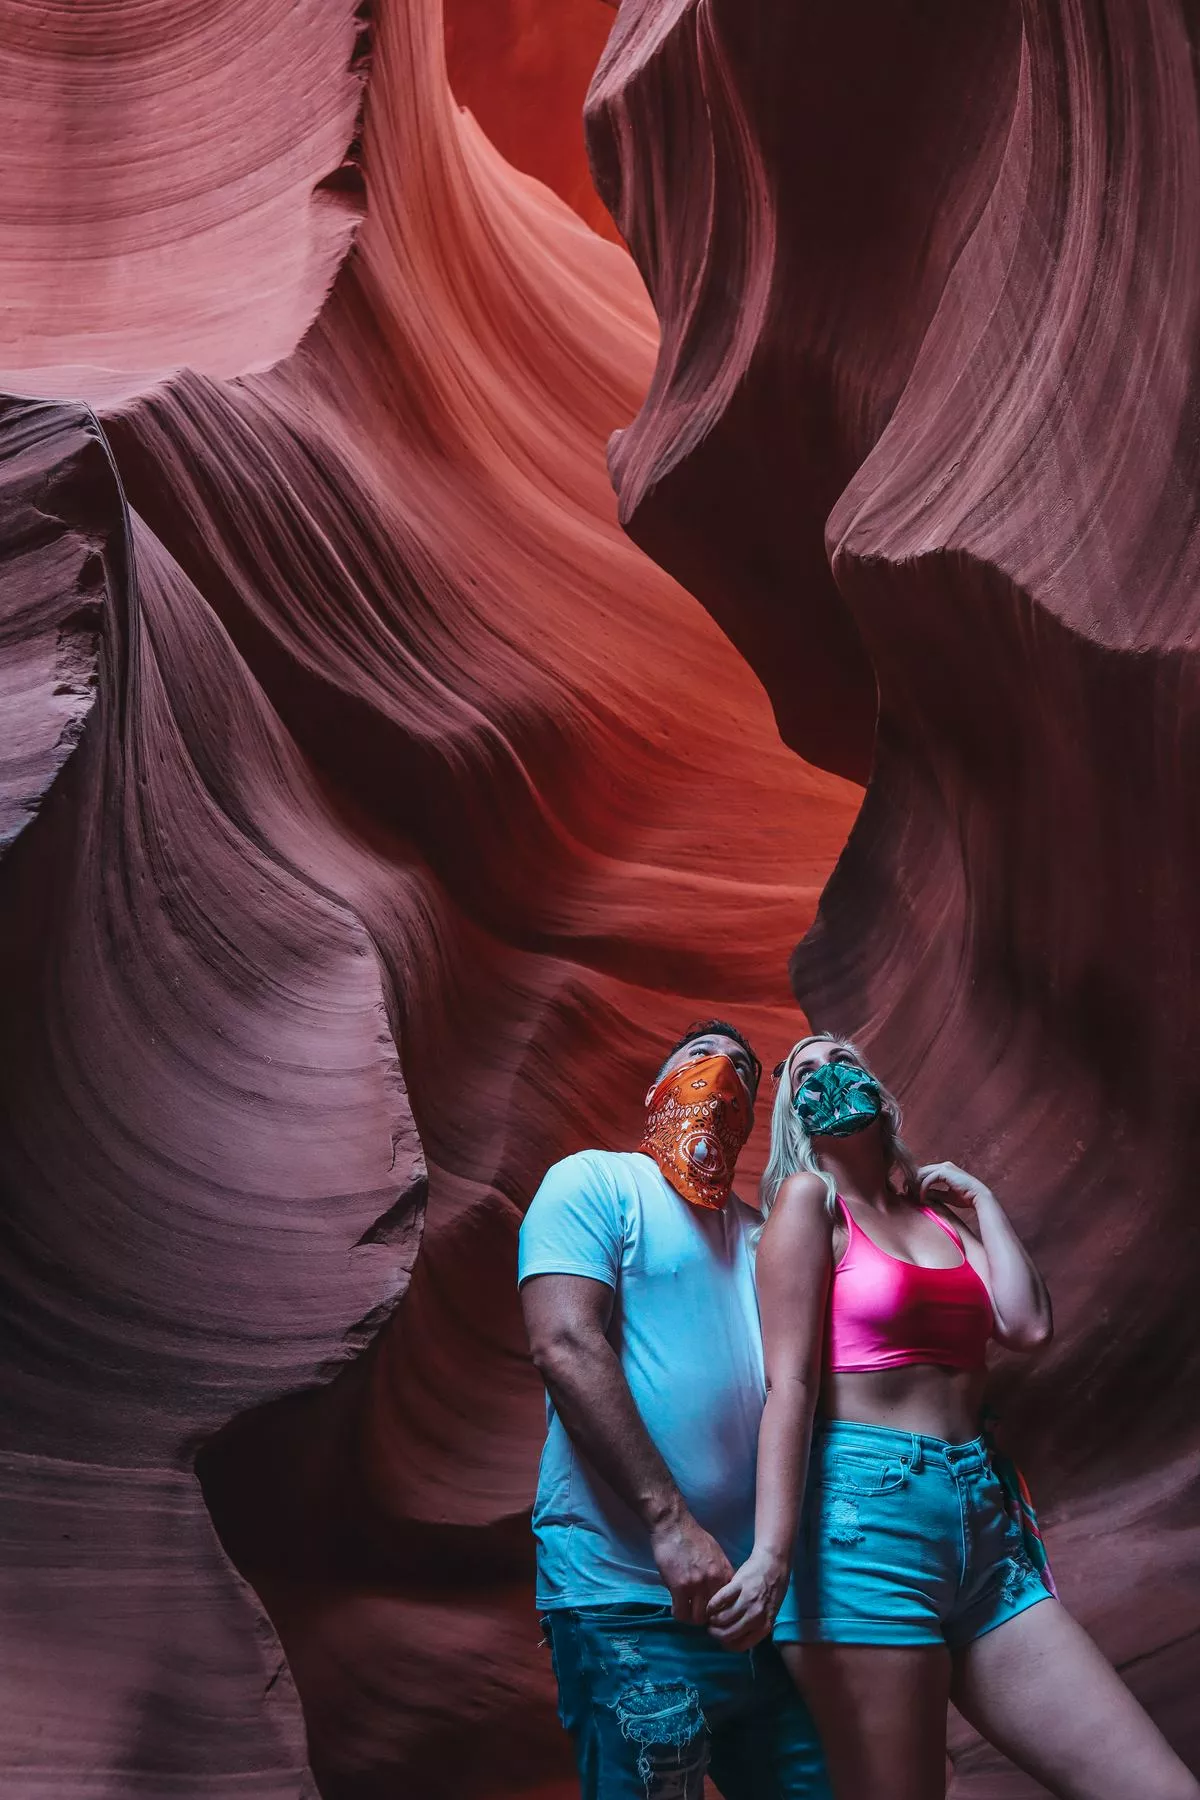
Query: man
xmin=519 ymin=1021 xmax=829 ymax=1800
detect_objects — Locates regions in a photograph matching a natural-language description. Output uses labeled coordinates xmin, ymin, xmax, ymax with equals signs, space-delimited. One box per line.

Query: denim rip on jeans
xmin=542 ymin=1602 xmax=831 ymax=1800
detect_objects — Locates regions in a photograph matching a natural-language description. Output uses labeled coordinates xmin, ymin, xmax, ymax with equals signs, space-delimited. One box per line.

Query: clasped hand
xmin=651 ymin=1514 xmax=787 ymax=1648
xmin=650 ymin=1511 xmax=734 ymax=1626
xmin=705 ymin=1547 xmax=789 ymax=1651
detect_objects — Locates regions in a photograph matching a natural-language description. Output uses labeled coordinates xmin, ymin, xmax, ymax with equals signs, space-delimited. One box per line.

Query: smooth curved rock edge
xmin=443 ymin=0 xmax=623 ymax=240
xmin=588 ymin=0 xmax=1200 ymax=1790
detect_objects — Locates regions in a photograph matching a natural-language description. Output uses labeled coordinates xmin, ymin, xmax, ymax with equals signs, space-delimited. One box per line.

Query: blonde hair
xmin=760 ymin=1032 xmax=921 ymax=1219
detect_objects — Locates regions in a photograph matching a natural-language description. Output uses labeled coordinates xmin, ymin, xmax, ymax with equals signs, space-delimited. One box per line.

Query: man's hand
xmin=705 ymin=1548 xmax=789 ymax=1650
xmin=649 ymin=1509 xmax=734 ymax=1625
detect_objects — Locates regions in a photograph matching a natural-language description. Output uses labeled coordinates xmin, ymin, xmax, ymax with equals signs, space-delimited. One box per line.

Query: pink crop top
xmin=826 ymin=1197 xmax=994 ymax=1373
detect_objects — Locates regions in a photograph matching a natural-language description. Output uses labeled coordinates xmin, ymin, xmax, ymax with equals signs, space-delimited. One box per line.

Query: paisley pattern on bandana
xmin=640 ymin=1054 xmax=752 ymax=1210
xmin=793 ymin=1060 xmax=883 ymax=1138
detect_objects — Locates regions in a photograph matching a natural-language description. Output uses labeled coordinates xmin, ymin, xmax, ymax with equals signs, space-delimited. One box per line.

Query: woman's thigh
xmin=951 ymin=1600 xmax=1200 ymax=1800
xmin=781 ymin=1641 xmax=951 ymax=1800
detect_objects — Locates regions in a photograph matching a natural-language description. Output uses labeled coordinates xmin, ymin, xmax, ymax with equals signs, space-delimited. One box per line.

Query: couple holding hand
xmin=519 ymin=1022 xmax=1196 ymax=1800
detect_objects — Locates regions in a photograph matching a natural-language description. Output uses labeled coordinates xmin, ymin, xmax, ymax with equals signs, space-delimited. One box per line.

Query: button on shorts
xmin=773 ymin=1419 xmax=1053 ymax=1648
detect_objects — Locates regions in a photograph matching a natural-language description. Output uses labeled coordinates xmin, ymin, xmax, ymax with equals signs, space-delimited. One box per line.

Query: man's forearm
xmin=526 ymin=1291 xmax=735 ymax=1623
xmin=537 ymin=1332 xmax=686 ymax=1528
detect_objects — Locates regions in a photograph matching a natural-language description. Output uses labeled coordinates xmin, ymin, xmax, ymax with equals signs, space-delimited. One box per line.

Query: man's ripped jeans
xmin=541 ymin=1602 xmax=830 ymax=1800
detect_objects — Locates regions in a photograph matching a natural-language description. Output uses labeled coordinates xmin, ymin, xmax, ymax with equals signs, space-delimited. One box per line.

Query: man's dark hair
xmin=659 ymin=1019 xmax=762 ymax=1094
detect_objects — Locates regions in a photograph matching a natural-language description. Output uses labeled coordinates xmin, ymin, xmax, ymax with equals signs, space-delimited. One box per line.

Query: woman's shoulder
xmin=773 ymin=1166 xmax=831 ymax=1209
xmin=770 ymin=1171 xmax=833 ymax=1219
xmin=759 ymin=1173 xmax=834 ymax=1274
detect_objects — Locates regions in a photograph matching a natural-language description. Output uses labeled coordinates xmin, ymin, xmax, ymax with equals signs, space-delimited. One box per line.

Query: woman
xmin=707 ymin=1033 xmax=1198 ymax=1800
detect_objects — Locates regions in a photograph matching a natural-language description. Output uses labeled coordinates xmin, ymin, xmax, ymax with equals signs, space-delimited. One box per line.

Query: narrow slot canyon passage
xmin=1 ymin=3 xmax=1198 ymax=1798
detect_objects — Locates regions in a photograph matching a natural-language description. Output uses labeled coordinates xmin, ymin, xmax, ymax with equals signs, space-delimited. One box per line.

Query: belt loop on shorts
xmin=907 ymin=1434 xmax=924 ymax=1473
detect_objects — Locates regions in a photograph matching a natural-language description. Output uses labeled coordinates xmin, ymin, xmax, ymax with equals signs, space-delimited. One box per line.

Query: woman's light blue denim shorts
xmin=773 ymin=1419 xmax=1053 ymax=1649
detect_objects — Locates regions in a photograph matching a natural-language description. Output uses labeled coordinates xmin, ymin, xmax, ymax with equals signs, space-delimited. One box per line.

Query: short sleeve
xmin=518 ymin=1152 xmax=625 ymax=1290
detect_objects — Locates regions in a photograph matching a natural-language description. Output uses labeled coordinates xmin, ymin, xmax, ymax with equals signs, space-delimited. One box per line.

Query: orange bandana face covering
xmin=640 ymin=1054 xmax=753 ymax=1210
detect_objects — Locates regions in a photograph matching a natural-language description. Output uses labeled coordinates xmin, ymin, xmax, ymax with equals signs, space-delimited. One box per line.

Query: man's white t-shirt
xmin=518 ymin=1149 xmax=766 ymax=1611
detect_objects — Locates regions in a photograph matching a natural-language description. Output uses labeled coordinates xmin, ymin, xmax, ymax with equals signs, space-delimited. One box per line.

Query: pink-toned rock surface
xmin=0 ymin=2 xmax=855 ymax=1795
xmin=587 ymin=0 xmax=1200 ymax=1792
xmin=0 ymin=391 xmax=427 ymax=1795
xmin=0 ymin=0 xmax=367 ymax=399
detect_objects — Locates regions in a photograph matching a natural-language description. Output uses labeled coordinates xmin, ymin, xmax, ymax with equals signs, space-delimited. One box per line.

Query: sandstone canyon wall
xmin=0 ymin=2 xmax=1197 ymax=1799
xmin=0 ymin=1 xmax=852 ymax=1796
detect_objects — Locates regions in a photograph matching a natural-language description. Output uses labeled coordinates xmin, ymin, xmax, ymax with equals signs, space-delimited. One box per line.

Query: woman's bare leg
xmin=951 ymin=1601 xmax=1199 ymax=1800
xmin=780 ymin=1642 xmax=951 ymax=1800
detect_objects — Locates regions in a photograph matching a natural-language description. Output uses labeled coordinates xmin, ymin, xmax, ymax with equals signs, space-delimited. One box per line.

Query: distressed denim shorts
xmin=773 ymin=1419 xmax=1052 ymax=1649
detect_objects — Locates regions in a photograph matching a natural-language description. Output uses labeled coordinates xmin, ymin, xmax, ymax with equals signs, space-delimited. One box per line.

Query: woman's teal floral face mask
xmin=792 ymin=1059 xmax=883 ymax=1137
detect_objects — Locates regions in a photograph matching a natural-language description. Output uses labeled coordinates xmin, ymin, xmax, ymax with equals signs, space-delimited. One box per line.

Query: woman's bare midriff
xmin=819 ymin=1362 xmax=988 ymax=1444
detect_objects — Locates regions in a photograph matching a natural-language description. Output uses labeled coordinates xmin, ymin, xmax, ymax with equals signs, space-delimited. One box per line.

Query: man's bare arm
xmin=522 ymin=1272 xmax=732 ymax=1622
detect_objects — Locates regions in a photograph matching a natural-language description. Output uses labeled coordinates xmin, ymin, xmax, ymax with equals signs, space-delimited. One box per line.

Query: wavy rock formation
xmin=588 ymin=0 xmax=1200 ymax=1790
xmin=0 ymin=0 xmax=369 ymax=401
xmin=0 ymin=391 xmax=425 ymax=1796
xmin=0 ymin=1 xmax=855 ymax=1796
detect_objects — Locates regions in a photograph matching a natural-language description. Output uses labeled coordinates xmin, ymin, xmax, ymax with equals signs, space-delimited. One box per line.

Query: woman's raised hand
xmin=918 ymin=1160 xmax=994 ymax=1222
